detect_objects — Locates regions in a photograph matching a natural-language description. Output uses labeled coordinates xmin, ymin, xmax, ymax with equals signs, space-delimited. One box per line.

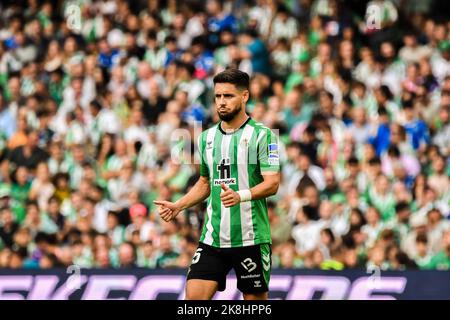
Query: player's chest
xmin=205 ymin=134 xmax=257 ymax=163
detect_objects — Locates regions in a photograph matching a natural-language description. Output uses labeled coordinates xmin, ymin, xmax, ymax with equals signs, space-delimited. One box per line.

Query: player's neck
xmin=220 ymin=113 xmax=250 ymax=133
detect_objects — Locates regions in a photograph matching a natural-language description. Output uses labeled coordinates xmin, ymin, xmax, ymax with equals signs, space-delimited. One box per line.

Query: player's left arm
xmin=248 ymin=172 xmax=280 ymax=200
xmin=220 ymin=172 xmax=280 ymax=207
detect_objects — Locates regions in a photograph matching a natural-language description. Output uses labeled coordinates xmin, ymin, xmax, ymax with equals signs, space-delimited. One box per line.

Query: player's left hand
xmin=220 ymin=183 xmax=241 ymax=208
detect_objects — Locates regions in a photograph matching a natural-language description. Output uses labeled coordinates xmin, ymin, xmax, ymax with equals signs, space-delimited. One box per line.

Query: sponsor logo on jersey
xmin=213 ymin=178 xmax=236 ymax=186
xmin=217 ymin=158 xmax=231 ymax=179
xmin=268 ymin=143 xmax=278 ymax=152
xmin=268 ymin=143 xmax=279 ymax=166
xmin=268 ymin=160 xmax=279 ymax=166
xmin=240 ymin=274 xmax=261 ymax=279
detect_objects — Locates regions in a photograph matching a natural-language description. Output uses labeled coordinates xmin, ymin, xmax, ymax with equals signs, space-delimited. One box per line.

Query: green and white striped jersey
xmin=197 ymin=117 xmax=280 ymax=248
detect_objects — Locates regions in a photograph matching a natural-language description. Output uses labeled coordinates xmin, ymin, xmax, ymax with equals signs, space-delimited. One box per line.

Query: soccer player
xmin=154 ymin=69 xmax=280 ymax=300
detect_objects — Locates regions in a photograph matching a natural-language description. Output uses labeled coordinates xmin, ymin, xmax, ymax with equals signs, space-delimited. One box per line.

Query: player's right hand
xmin=220 ymin=183 xmax=240 ymax=208
xmin=153 ymin=200 xmax=181 ymax=222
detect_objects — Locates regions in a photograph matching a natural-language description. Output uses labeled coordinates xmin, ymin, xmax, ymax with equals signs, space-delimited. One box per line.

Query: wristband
xmin=237 ymin=189 xmax=252 ymax=202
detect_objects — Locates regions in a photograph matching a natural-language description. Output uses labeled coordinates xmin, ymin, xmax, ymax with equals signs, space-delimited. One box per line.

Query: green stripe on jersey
xmin=211 ymin=128 xmax=223 ymax=247
xmin=199 ymin=125 xmax=219 ymax=245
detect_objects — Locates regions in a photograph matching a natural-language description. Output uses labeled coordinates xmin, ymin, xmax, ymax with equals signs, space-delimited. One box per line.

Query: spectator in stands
xmin=0 ymin=0 xmax=448 ymax=272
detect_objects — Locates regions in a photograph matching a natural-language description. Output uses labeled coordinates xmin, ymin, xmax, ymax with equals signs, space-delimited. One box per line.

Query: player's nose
xmin=217 ymin=95 xmax=226 ymax=106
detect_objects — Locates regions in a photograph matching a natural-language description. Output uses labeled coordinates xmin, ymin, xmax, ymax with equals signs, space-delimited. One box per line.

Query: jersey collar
xmin=218 ymin=116 xmax=251 ymax=135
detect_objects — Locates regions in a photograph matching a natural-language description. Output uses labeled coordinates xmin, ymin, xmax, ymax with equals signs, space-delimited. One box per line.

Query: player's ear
xmin=242 ymin=89 xmax=249 ymax=104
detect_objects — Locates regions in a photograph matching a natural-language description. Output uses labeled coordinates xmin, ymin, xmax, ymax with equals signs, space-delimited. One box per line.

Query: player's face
xmin=214 ymin=83 xmax=248 ymax=122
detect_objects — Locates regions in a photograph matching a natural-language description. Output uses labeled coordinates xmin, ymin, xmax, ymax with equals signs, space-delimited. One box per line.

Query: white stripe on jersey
xmin=256 ymin=129 xmax=267 ymax=145
xmin=219 ymin=134 xmax=232 ymax=247
xmin=237 ymin=125 xmax=255 ymax=246
xmin=203 ymin=127 xmax=217 ymax=245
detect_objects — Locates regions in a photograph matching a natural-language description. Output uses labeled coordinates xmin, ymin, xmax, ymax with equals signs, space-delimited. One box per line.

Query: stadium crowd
xmin=0 ymin=0 xmax=449 ymax=271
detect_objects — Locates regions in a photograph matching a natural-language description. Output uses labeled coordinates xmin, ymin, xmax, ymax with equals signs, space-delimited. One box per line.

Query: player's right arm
xmin=154 ymin=176 xmax=210 ymax=222
xmin=154 ymin=132 xmax=210 ymax=222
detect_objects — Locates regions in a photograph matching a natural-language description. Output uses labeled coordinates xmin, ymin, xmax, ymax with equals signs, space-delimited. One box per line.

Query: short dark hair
xmin=348 ymin=157 xmax=359 ymax=166
xmin=213 ymin=69 xmax=250 ymax=91
xmin=121 ymin=241 xmax=137 ymax=259
xmin=165 ymin=35 xmax=177 ymax=43
xmin=395 ymin=201 xmax=410 ymax=213
xmin=48 ymin=195 xmax=60 ymax=205
xmin=26 ymin=199 xmax=39 ymax=208
xmin=319 ymin=90 xmax=334 ymax=101
xmin=305 ymin=125 xmax=317 ymax=135
xmin=301 ymin=204 xmax=317 ymax=220
xmin=176 ymin=61 xmax=195 ymax=77
xmin=89 ymin=99 xmax=103 ymax=111
xmin=402 ymin=99 xmax=414 ymax=109
xmin=242 ymin=28 xmax=258 ymax=38
xmin=416 ymin=233 xmax=428 ymax=244
xmin=387 ymin=145 xmax=401 ymax=158
xmin=380 ymin=85 xmax=393 ymax=100
xmin=368 ymin=157 xmax=381 ymax=166
xmin=378 ymin=107 xmax=389 ymax=117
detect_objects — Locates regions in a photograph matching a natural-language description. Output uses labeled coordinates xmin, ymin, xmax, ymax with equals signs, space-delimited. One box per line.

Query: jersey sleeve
xmin=257 ymin=127 xmax=280 ymax=173
xmin=197 ymin=133 xmax=209 ymax=177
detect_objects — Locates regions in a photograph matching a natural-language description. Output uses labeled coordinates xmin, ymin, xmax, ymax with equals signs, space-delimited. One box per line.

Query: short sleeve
xmin=257 ymin=128 xmax=280 ymax=173
xmin=198 ymin=133 xmax=209 ymax=177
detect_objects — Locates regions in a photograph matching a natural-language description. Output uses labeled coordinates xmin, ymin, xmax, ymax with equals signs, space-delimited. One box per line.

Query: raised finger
xmin=161 ymin=211 xmax=173 ymax=220
xmin=160 ymin=207 xmax=171 ymax=215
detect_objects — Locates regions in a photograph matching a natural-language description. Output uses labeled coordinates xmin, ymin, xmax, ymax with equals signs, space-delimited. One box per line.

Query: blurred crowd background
xmin=0 ymin=0 xmax=449 ymax=271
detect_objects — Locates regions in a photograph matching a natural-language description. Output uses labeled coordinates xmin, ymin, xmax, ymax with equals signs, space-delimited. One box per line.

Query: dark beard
xmin=218 ymin=105 xmax=241 ymax=122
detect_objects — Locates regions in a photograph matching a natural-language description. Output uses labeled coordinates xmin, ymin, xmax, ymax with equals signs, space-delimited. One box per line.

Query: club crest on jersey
xmin=240 ymin=138 xmax=249 ymax=147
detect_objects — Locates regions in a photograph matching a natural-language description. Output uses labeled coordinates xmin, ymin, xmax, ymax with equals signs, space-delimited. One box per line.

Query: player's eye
xmin=215 ymin=94 xmax=234 ymax=99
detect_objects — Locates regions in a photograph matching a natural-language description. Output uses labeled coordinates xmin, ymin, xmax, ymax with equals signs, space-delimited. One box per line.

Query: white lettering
xmin=268 ymin=276 xmax=292 ymax=300
xmin=51 ymin=275 xmax=88 ymax=300
xmin=179 ymin=305 xmax=211 ymax=317
xmin=82 ymin=276 xmax=136 ymax=300
xmin=130 ymin=275 xmax=184 ymax=300
xmin=287 ymin=276 xmax=350 ymax=300
xmin=28 ymin=276 xmax=59 ymax=300
xmin=213 ymin=278 xmax=238 ymax=300
xmin=348 ymin=277 xmax=407 ymax=300
xmin=0 ymin=276 xmax=33 ymax=300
